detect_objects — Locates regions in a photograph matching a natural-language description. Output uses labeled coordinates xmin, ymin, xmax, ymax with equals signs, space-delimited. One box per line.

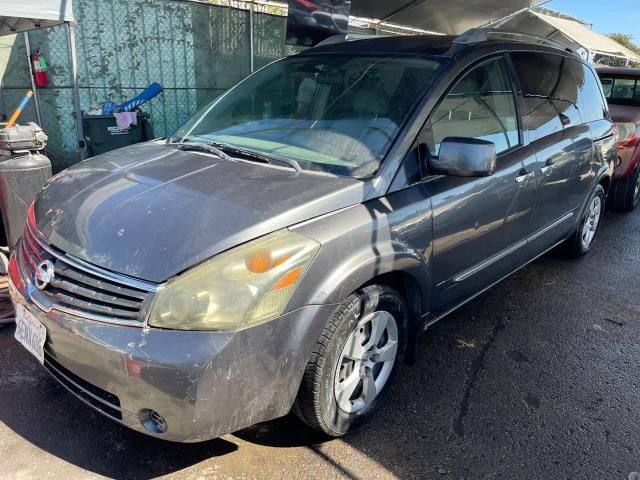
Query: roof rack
xmin=453 ymin=27 xmax=577 ymax=54
xmin=314 ymin=33 xmax=387 ymax=48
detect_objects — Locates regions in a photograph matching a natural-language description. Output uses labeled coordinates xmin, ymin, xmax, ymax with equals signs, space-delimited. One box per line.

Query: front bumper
xmin=8 ymin=272 xmax=335 ymax=442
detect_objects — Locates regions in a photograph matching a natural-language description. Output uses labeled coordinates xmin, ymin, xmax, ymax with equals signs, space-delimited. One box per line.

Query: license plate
xmin=14 ymin=304 xmax=47 ymax=364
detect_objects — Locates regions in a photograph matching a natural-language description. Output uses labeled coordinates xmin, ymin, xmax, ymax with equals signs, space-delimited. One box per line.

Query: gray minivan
xmin=9 ymin=30 xmax=615 ymax=442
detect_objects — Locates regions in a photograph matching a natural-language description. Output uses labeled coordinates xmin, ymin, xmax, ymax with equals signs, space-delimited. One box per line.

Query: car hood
xmin=34 ymin=142 xmax=367 ymax=283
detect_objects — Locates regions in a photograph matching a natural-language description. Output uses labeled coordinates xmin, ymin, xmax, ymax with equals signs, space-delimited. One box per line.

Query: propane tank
xmin=0 ymin=123 xmax=52 ymax=248
xmin=32 ymin=53 xmax=48 ymax=88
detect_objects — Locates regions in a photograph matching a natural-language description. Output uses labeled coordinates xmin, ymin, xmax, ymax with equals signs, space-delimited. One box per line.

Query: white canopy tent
xmin=0 ymin=0 xmax=84 ymax=159
xmin=0 ymin=0 xmax=74 ymax=36
xmin=497 ymin=10 xmax=640 ymax=64
xmin=350 ymin=0 xmax=542 ymax=35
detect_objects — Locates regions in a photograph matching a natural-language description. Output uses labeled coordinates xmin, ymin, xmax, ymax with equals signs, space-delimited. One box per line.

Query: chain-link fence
xmin=0 ymin=0 xmax=407 ymax=170
xmin=0 ymin=0 xmax=302 ymax=170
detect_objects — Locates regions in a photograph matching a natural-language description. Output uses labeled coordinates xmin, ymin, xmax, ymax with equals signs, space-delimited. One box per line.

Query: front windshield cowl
xmin=172 ymin=53 xmax=444 ymax=177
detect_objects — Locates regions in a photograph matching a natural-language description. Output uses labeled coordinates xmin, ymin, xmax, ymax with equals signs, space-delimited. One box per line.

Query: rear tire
xmin=565 ymin=184 xmax=605 ymax=258
xmin=610 ymin=163 xmax=640 ymax=212
xmin=293 ymin=285 xmax=407 ymax=436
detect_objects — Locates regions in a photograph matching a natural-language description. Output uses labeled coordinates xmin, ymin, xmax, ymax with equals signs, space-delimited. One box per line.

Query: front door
xmin=419 ymin=56 xmax=537 ymax=317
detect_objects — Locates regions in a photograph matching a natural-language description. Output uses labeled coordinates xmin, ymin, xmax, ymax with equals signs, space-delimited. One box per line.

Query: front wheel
xmin=565 ymin=184 xmax=605 ymax=258
xmin=293 ymin=285 xmax=407 ymax=436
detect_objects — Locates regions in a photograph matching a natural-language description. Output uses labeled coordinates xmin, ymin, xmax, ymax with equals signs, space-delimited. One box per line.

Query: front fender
xmin=288 ymin=193 xmax=433 ymax=319
xmin=307 ymin=239 xmax=429 ymax=308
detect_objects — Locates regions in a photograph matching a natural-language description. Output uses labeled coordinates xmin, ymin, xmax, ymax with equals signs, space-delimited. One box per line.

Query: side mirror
xmin=430 ymin=137 xmax=497 ymax=177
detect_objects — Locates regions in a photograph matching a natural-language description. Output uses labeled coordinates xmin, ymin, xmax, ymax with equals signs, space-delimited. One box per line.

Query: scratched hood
xmin=34 ymin=142 xmax=366 ymax=283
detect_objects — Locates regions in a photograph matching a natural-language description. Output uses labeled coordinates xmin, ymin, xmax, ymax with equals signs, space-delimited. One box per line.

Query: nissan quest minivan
xmin=9 ymin=30 xmax=615 ymax=442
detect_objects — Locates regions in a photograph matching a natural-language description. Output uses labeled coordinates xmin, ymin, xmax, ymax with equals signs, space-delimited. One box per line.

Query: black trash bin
xmin=82 ymin=113 xmax=153 ymax=157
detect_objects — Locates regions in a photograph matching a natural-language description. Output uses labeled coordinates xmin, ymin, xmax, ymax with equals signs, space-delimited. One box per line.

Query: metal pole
xmin=67 ymin=22 xmax=85 ymax=160
xmin=249 ymin=2 xmax=255 ymax=73
xmin=0 ymin=78 xmax=5 ymax=121
xmin=23 ymin=32 xmax=44 ymax=127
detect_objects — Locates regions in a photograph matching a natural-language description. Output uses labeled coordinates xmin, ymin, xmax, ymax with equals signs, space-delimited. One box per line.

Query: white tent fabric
xmin=350 ymin=0 xmax=538 ymax=35
xmin=499 ymin=10 xmax=640 ymax=63
xmin=0 ymin=0 xmax=74 ymax=37
xmin=531 ymin=12 xmax=640 ymax=62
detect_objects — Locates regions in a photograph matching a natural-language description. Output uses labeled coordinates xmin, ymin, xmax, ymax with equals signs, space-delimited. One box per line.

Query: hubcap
xmin=334 ymin=311 xmax=398 ymax=414
xmin=634 ymin=174 xmax=640 ymax=201
xmin=581 ymin=195 xmax=601 ymax=249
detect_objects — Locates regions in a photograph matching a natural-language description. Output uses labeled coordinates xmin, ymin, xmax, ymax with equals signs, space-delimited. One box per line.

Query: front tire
xmin=565 ymin=184 xmax=605 ymax=258
xmin=294 ymin=285 xmax=407 ymax=436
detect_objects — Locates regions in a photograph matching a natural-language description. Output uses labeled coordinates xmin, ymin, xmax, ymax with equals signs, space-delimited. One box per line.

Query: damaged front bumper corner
xmin=8 ymin=273 xmax=335 ymax=442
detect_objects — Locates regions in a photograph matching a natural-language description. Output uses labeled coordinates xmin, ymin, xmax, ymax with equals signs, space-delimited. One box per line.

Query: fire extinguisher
xmin=32 ymin=51 xmax=48 ymax=87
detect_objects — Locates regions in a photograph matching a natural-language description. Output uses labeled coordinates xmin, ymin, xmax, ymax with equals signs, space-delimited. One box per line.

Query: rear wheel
xmin=294 ymin=285 xmax=407 ymax=436
xmin=565 ymin=184 xmax=605 ymax=258
xmin=610 ymin=163 xmax=640 ymax=211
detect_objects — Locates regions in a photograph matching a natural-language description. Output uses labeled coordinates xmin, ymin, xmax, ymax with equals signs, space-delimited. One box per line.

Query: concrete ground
xmin=1 ymin=207 xmax=639 ymax=480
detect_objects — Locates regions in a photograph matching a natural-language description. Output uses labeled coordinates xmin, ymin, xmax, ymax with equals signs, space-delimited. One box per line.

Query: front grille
xmin=43 ymin=349 xmax=123 ymax=421
xmin=17 ymin=215 xmax=157 ymax=325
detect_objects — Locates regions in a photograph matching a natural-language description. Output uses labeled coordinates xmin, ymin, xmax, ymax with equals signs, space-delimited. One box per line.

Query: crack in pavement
xmin=451 ymin=316 xmax=505 ymax=439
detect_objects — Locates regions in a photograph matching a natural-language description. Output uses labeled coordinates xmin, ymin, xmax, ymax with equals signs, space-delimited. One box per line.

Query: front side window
xmin=171 ymin=54 xmax=444 ymax=177
xmin=426 ymin=57 xmax=519 ymax=155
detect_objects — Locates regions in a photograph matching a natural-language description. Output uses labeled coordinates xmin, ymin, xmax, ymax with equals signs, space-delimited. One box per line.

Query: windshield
xmin=171 ymin=54 xmax=444 ymax=176
xmin=599 ymin=76 xmax=640 ymax=107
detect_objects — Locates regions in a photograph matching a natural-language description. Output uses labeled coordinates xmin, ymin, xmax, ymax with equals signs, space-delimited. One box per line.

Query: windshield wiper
xmin=172 ymin=138 xmax=302 ymax=172
xmin=209 ymin=141 xmax=302 ymax=172
xmin=173 ymin=142 xmax=234 ymax=163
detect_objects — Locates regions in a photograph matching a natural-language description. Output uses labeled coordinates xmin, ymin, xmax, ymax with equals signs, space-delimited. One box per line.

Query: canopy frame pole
xmin=23 ymin=32 xmax=43 ymax=127
xmin=249 ymin=2 xmax=255 ymax=73
xmin=482 ymin=0 xmax=552 ymax=29
xmin=67 ymin=21 xmax=85 ymax=160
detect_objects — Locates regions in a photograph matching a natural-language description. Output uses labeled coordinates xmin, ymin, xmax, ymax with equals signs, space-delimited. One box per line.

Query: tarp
xmin=0 ymin=0 xmax=74 ymax=37
xmin=350 ymin=0 xmax=537 ymax=34
xmin=499 ymin=10 xmax=640 ymax=62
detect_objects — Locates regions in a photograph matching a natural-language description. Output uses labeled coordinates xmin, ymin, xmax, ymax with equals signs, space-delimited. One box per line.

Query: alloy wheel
xmin=581 ymin=195 xmax=602 ymax=249
xmin=334 ymin=310 xmax=398 ymax=414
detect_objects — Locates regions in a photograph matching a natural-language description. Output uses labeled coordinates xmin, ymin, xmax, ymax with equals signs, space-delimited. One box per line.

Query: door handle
xmin=515 ymin=170 xmax=535 ymax=186
xmin=540 ymin=164 xmax=555 ymax=175
xmin=540 ymin=158 xmax=556 ymax=176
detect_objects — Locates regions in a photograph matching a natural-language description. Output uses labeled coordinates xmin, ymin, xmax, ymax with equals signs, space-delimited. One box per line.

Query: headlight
xmin=148 ymin=230 xmax=319 ymax=330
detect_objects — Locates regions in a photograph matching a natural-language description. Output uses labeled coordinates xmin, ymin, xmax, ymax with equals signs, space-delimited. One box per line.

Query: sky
xmin=548 ymin=0 xmax=640 ymax=40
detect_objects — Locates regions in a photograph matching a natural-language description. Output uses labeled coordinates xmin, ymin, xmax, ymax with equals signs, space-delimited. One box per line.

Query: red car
xmin=597 ymin=67 xmax=640 ymax=211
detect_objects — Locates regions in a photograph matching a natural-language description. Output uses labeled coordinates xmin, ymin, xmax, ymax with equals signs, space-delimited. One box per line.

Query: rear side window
xmin=598 ymin=76 xmax=640 ymax=107
xmin=511 ymin=52 xmax=580 ymax=102
xmin=426 ymin=57 xmax=519 ymax=155
xmin=510 ymin=52 xmax=603 ymax=139
xmin=578 ymin=65 xmax=607 ymax=122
